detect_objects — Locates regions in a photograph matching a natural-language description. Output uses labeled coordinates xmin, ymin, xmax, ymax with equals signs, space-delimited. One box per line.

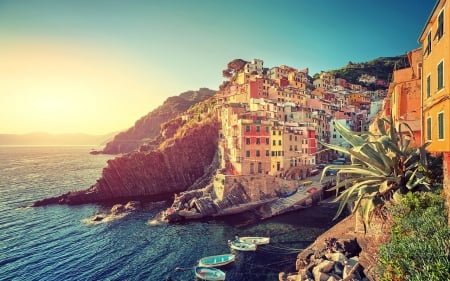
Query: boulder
xmin=315 ymin=260 xmax=335 ymax=273
xmin=125 ymin=201 xmax=141 ymax=210
xmin=110 ymin=204 xmax=126 ymax=215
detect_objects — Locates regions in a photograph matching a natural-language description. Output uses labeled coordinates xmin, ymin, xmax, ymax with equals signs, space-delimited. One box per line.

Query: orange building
xmin=389 ymin=48 xmax=422 ymax=147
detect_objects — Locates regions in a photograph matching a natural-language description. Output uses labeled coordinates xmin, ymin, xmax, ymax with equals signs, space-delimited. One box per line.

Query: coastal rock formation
xmin=33 ymin=115 xmax=221 ymax=206
xmin=95 ymin=88 xmax=216 ymax=154
xmin=164 ymin=182 xmax=254 ymax=222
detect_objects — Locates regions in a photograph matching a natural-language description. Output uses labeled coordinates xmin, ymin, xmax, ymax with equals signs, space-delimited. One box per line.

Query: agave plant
xmin=320 ymin=117 xmax=430 ymax=231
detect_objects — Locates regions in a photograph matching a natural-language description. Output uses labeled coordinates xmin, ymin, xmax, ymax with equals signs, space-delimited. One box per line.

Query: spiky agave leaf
xmin=397 ymin=121 xmax=415 ymax=150
xmin=332 ymin=179 xmax=381 ymax=220
xmin=419 ymin=141 xmax=431 ymax=169
xmin=333 ymin=121 xmax=366 ymax=147
xmin=361 ymin=195 xmax=377 ymax=231
xmin=378 ymin=135 xmax=404 ymax=158
xmin=357 ymin=142 xmax=393 ymax=173
xmin=347 ymin=148 xmax=390 ymax=176
xmin=377 ymin=118 xmax=388 ymax=136
xmin=373 ymin=141 xmax=395 ymax=170
xmin=320 ymin=142 xmax=351 ymax=156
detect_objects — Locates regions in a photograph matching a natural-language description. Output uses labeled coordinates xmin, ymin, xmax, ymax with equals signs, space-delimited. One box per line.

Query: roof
xmin=418 ymin=0 xmax=442 ymax=42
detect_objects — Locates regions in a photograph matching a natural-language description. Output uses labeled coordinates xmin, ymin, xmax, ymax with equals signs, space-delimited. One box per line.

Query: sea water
xmin=0 ymin=146 xmax=340 ymax=281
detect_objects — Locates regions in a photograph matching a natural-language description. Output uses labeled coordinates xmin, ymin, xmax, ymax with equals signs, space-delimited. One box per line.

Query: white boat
xmin=228 ymin=239 xmax=257 ymax=251
xmin=194 ymin=266 xmax=226 ymax=281
xmin=198 ymin=253 xmax=235 ymax=267
xmin=238 ymin=236 xmax=270 ymax=245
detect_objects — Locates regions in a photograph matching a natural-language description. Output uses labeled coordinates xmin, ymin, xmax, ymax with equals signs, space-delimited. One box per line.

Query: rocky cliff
xmin=97 ymin=88 xmax=216 ymax=154
xmin=33 ymin=101 xmax=221 ymax=206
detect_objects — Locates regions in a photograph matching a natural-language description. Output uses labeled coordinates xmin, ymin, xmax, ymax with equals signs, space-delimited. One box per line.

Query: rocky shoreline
xmin=278 ymin=211 xmax=390 ymax=281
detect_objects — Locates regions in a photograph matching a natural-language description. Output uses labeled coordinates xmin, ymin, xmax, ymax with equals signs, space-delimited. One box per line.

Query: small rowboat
xmin=198 ymin=253 xmax=235 ymax=267
xmin=238 ymin=236 xmax=270 ymax=245
xmin=194 ymin=266 xmax=226 ymax=281
xmin=228 ymin=239 xmax=257 ymax=251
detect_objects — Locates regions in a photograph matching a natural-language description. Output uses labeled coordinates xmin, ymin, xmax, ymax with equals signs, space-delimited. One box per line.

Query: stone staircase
xmin=266 ymin=189 xmax=309 ymax=216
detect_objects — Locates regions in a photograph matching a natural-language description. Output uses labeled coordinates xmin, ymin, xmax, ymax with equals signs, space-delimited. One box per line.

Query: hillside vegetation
xmin=316 ymin=55 xmax=409 ymax=90
xmin=98 ymin=88 xmax=216 ymax=154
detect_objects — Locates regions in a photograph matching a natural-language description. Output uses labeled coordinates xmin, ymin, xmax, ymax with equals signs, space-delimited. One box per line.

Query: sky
xmin=0 ymin=0 xmax=436 ymax=135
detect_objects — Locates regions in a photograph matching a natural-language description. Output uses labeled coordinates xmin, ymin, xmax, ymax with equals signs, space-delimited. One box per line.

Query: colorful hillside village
xmin=165 ymin=0 xmax=450 ymax=222
xmin=215 ymin=59 xmax=382 ymax=179
xmin=164 ymin=60 xmax=390 ymax=222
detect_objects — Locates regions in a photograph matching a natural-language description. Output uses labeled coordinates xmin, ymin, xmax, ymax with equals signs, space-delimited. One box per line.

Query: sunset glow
xmin=0 ymin=41 xmax=160 ymax=134
xmin=0 ymin=0 xmax=433 ymax=135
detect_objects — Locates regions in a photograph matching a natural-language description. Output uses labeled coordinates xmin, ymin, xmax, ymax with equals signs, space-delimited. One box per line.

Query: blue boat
xmin=198 ymin=253 xmax=235 ymax=267
xmin=194 ymin=266 xmax=226 ymax=281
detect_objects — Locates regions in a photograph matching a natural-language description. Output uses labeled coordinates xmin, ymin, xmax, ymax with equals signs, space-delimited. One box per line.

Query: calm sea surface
xmin=0 ymin=146 xmax=340 ymax=281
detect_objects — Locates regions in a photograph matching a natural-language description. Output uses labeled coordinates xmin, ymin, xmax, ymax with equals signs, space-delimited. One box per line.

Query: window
xmin=426 ymin=31 xmax=432 ymax=55
xmin=289 ymin=135 xmax=292 ymax=141
xmin=265 ymin=138 xmax=269 ymax=145
xmin=256 ymin=126 xmax=260 ymax=132
xmin=427 ymin=117 xmax=432 ymax=141
xmin=272 ymin=151 xmax=276 ymax=156
xmin=278 ymin=140 xmax=282 ymax=145
xmin=438 ymin=61 xmax=444 ymax=90
xmin=438 ymin=112 xmax=444 ymax=140
xmin=256 ymin=150 xmax=260 ymax=157
xmin=272 ymin=140 xmax=276 ymax=146
xmin=426 ymin=74 xmax=431 ymax=98
xmin=437 ymin=10 xmax=444 ymax=40
xmin=278 ymin=130 xmax=282 ymax=135
xmin=265 ymin=126 xmax=270 ymax=133
xmin=246 ymin=150 xmax=250 ymax=157
xmin=266 ymin=150 xmax=270 ymax=156
xmin=246 ymin=125 xmax=250 ymax=132
xmin=246 ymin=138 xmax=250 ymax=145
xmin=289 ymin=145 xmax=293 ymax=151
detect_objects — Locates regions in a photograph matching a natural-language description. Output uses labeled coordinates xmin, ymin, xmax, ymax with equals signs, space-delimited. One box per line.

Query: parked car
xmin=316 ymin=164 xmax=326 ymax=169
xmin=325 ymin=169 xmax=337 ymax=176
xmin=310 ymin=169 xmax=320 ymax=176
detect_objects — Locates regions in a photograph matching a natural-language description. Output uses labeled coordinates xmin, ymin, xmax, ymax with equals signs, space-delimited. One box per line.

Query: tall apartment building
xmin=419 ymin=0 xmax=450 ymax=223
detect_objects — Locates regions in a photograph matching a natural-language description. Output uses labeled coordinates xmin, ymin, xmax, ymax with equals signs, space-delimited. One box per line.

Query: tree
xmin=222 ymin=59 xmax=248 ymax=79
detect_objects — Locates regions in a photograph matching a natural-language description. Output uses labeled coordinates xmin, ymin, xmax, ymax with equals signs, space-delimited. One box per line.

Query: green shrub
xmin=378 ymin=191 xmax=450 ymax=281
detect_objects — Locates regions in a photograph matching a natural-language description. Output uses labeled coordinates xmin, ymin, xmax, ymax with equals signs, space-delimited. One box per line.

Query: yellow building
xmin=420 ymin=0 xmax=450 ymax=153
xmin=270 ymin=125 xmax=284 ymax=176
xmin=419 ymin=0 xmax=450 ymax=224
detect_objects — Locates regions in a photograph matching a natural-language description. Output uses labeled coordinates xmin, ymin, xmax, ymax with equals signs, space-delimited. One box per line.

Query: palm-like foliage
xmin=320 ymin=117 xmax=430 ymax=231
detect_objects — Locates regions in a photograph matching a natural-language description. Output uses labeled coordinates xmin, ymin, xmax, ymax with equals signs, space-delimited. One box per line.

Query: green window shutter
xmin=438 ymin=112 xmax=444 ymax=139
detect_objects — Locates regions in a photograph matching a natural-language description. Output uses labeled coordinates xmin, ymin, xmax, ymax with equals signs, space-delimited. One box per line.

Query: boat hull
xmin=238 ymin=236 xmax=270 ymax=245
xmin=198 ymin=253 xmax=235 ymax=267
xmin=228 ymin=240 xmax=257 ymax=251
xmin=194 ymin=266 xmax=226 ymax=281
